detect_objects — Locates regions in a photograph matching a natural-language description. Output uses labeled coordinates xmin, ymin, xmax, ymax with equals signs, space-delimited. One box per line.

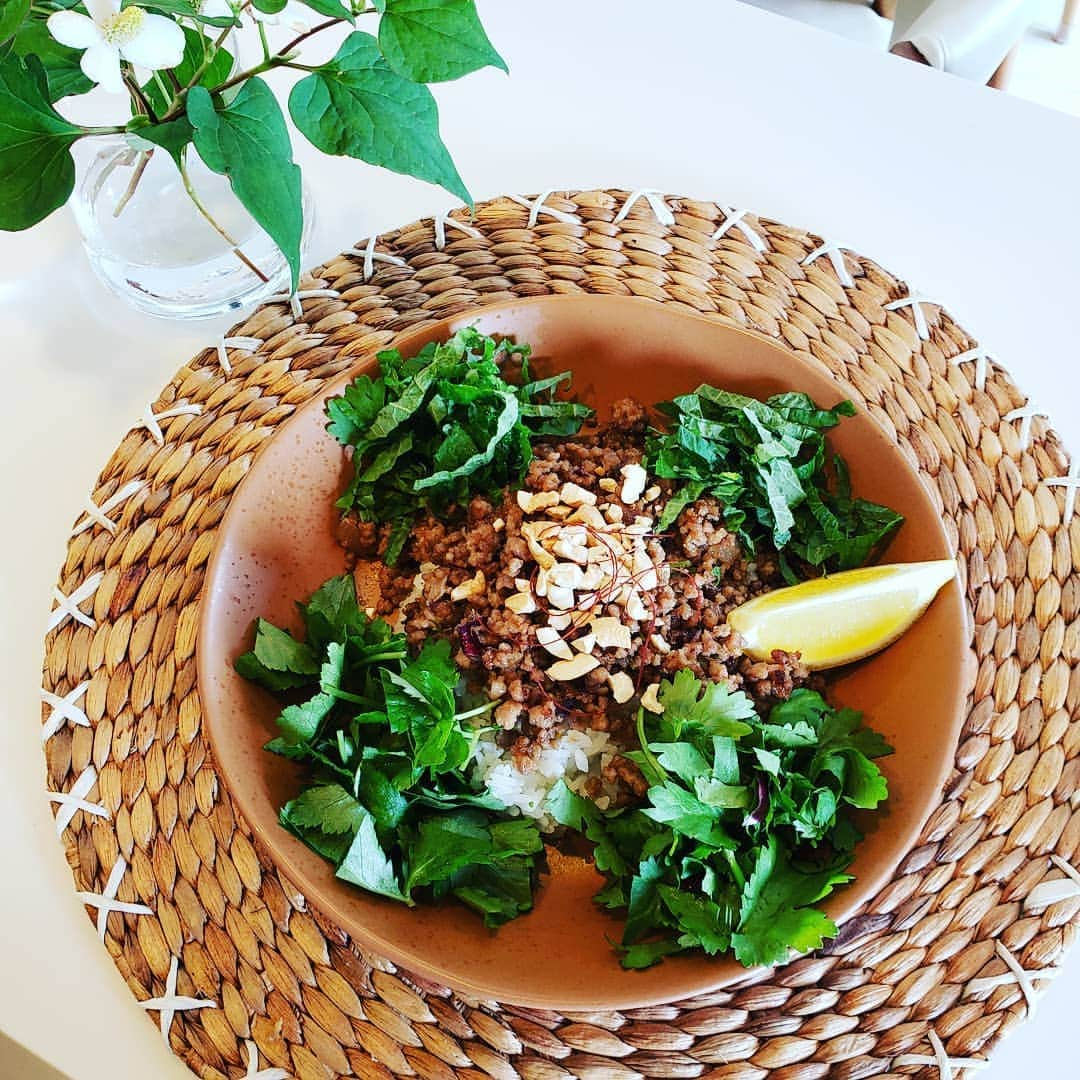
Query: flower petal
xmin=118 ymin=13 xmax=185 ymax=70
xmin=201 ymin=0 xmax=234 ymax=18
xmin=46 ymin=11 xmax=103 ymax=49
xmin=85 ymin=0 xmax=121 ymax=25
xmin=80 ymin=43 xmax=124 ymax=94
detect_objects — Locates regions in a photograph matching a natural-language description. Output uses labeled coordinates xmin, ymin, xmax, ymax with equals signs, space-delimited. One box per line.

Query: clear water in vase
xmin=71 ymin=135 xmax=312 ymax=320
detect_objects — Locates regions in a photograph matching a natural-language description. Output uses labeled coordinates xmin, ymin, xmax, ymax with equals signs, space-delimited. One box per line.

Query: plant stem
xmin=257 ymin=18 xmax=271 ymax=63
xmin=123 ymin=70 xmax=157 ymax=124
xmin=455 ymin=700 xmax=500 ymax=722
xmin=278 ymin=17 xmax=343 ymax=58
xmin=113 ymin=149 xmax=153 ymax=218
xmin=179 ymin=154 xmax=270 ymax=282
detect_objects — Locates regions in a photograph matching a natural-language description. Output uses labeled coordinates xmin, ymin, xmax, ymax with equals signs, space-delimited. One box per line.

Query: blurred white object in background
xmin=745 ymin=0 xmax=1039 ymax=84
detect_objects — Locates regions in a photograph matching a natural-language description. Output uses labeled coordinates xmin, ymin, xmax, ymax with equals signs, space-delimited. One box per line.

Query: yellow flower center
xmin=101 ymin=7 xmax=144 ymax=46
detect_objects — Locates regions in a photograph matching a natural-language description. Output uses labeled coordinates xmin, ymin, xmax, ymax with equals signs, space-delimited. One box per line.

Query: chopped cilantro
xmin=546 ymin=674 xmax=892 ymax=969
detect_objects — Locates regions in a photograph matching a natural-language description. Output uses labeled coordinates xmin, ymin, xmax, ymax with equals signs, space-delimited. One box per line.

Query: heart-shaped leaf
xmin=296 ymin=0 xmax=354 ymax=21
xmin=187 ymin=78 xmax=303 ymax=289
xmin=0 ymin=0 xmax=29 ymax=44
xmin=0 ymin=52 xmax=82 ymax=230
xmin=10 ymin=20 xmax=92 ymax=101
xmin=378 ymin=0 xmax=506 ymax=83
xmin=139 ymin=116 xmax=195 ymax=169
xmin=289 ymin=31 xmax=468 ymax=203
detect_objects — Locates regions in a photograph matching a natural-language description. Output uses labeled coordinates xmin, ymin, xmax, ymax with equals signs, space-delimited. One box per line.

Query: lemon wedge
xmin=728 ymin=559 xmax=956 ymax=670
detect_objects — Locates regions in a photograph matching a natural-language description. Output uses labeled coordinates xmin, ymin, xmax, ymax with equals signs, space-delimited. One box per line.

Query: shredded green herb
xmin=646 ymin=388 xmax=903 ymax=578
xmin=326 ymin=327 xmax=592 ymax=564
xmin=236 ymin=575 xmax=544 ymax=925
xmin=545 ymin=671 xmax=893 ymax=968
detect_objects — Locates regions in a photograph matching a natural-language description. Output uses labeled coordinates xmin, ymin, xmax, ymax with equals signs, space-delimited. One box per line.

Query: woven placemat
xmin=41 ymin=189 xmax=1080 ymax=1080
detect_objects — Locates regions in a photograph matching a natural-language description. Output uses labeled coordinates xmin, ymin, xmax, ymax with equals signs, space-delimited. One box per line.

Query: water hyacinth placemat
xmin=41 ymin=188 xmax=1080 ymax=1080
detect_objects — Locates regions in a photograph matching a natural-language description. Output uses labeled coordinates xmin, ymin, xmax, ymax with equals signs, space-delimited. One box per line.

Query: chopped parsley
xmin=545 ymin=671 xmax=893 ymax=968
xmin=326 ymin=327 xmax=592 ymax=564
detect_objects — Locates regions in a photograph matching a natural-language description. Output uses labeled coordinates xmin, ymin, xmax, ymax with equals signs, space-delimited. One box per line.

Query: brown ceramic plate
xmin=198 ymin=295 xmax=974 ymax=1010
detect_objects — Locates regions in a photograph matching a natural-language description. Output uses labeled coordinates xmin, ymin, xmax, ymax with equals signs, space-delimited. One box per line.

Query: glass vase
xmin=70 ymin=134 xmax=312 ymax=320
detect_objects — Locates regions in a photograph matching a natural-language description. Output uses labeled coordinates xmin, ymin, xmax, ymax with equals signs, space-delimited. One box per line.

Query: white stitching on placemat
xmin=712 ymin=206 xmax=767 ymax=252
xmin=139 ymin=955 xmax=216 ymax=1044
xmin=1045 ymin=460 xmax=1080 ymax=526
xmin=1023 ymin=854 xmax=1080 ymax=910
xmin=136 ymin=402 xmax=202 ymax=446
xmin=216 ymin=336 xmax=263 ymax=375
xmin=40 ymin=681 xmax=90 ymax=741
xmin=433 ymin=210 xmax=483 ymax=250
xmin=1003 ymin=404 xmax=1049 ymax=452
xmin=48 ymin=765 xmax=109 ymax=835
xmin=70 ymin=480 xmax=144 ymax=539
xmin=803 ymin=239 xmax=853 ymax=287
xmin=349 ymin=237 xmax=407 ymax=282
xmin=243 ymin=1039 xmax=290 ymax=1079
xmin=47 ymin=573 xmax=103 ymax=633
xmin=266 ymin=289 xmax=341 ymax=321
xmin=75 ymin=856 xmax=153 ymax=942
xmin=508 ymin=191 xmax=579 ymax=226
xmin=950 ymin=347 xmax=996 ymax=392
xmin=614 ymin=189 xmax=675 ymax=226
xmin=992 ymin=940 xmax=1039 ymax=1015
xmin=885 ymin=289 xmax=936 ymax=340
xmin=894 ymin=1031 xmax=991 ymax=1077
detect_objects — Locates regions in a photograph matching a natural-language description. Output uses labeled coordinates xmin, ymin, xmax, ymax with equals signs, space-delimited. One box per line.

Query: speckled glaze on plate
xmin=197 ymin=295 xmax=974 ymax=1010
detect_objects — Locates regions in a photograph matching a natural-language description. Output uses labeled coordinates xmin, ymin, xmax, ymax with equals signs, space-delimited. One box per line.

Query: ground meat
xmin=739 ymin=649 xmax=809 ymax=701
xmin=338 ymin=400 xmax=813 ymax=791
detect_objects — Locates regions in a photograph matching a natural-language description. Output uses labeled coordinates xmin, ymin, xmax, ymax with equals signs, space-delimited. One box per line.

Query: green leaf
xmin=414 ymin=391 xmax=519 ymax=490
xmin=139 ymin=118 xmax=195 ymax=170
xmin=451 ymin=857 xmax=536 ymax=927
xmin=642 ymin=782 xmax=733 ymax=848
xmin=254 ymin=619 xmax=320 ymax=675
xmin=406 ymin=809 xmax=491 ymax=890
xmin=188 ymin=78 xmax=303 ymax=290
xmin=297 ymin=0 xmax=354 ymax=19
xmin=0 ymin=0 xmax=29 ymax=45
xmin=277 ymin=691 xmax=335 ymax=745
xmin=282 ymin=783 xmax=367 ymax=835
xmin=657 ymin=670 xmax=755 ymax=741
xmin=657 ymin=884 xmax=730 ymax=955
xmin=357 ymin=763 xmax=410 ymax=829
xmin=251 ymin=0 xmax=287 ymax=11
xmin=378 ymin=0 xmax=507 ymax=82
xmin=546 ymin=781 xmax=626 ymax=876
xmin=337 ymin=813 xmax=410 ymax=902
xmin=288 ymin=31 xmax=469 ymax=204
xmin=10 ymin=21 xmax=92 ymax=101
xmin=134 ymin=0 xmax=239 ymax=27
xmin=301 ymin=574 xmax=363 ymax=653
xmin=619 ymin=938 xmax=684 ymax=970
xmin=0 ymin=52 xmax=81 ymax=231
xmin=143 ymin=26 xmax=234 ymax=117
xmin=731 ymin=836 xmax=848 ymax=967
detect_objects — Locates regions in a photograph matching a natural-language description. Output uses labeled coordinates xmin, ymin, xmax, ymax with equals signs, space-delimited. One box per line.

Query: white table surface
xmin=2 ymin=2 xmax=1078 ymax=1077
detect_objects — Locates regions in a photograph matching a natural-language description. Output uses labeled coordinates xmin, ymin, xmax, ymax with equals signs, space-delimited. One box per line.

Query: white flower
xmin=47 ymin=0 xmax=185 ymax=96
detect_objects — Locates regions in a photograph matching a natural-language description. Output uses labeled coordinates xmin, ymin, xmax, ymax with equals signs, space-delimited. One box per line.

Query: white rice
xmin=470 ymin=727 xmax=620 ymax=832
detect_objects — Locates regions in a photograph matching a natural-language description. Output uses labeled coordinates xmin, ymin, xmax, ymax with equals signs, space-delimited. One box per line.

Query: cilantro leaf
xmin=546 ymin=780 xmax=626 ymax=876
xmin=731 ymin=836 xmax=849 ymax=967
xmin=281 ymin=783 xmax=367 ymax=835
xmin=234 ymin=617 xmax=320 ymax=690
